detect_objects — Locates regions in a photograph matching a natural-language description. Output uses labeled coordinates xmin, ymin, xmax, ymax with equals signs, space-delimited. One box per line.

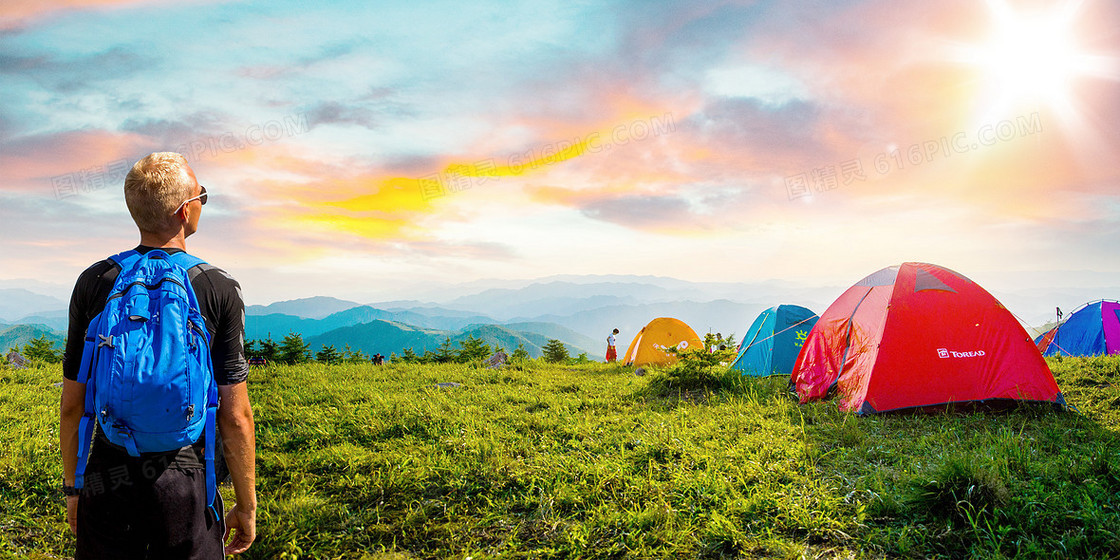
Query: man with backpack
xmin=59 ymin=152 xmax=257 ymax=558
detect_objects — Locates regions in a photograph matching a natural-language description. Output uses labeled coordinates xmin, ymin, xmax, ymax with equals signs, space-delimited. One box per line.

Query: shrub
xmin=645 ymin=345 xmax=739 ymax=396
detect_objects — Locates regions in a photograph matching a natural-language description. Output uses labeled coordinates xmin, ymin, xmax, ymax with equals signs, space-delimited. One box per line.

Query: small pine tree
xmin=457 ymin=335 xmax=491 ymax=363
xmin=511 ymin=343 xmax=530 ymax=361
xmin=342 ymin=344 xmax=368 ymax=364
xmin=434 ymin=337 xmax=456 ymax=363
xmin=400 ymin=348 xmax=419 ymax=363
xmin=277 ymin=332 xmax=311 ymax=364
xmin=259 ymin=336 xmax=280 ymax=363
xmin=541 ymin=339 xmax=569 ymax=363
xmin=316 ymin=344 xmax=342 ymax=364
xmin=244 ymin=339 xmax=259 ymax=359
xmin=22 ymin=335 xmax=62 ymax=364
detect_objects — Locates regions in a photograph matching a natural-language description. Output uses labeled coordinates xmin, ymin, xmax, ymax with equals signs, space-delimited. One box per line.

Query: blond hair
xmin=124 ymin=152 xmax=194 ymax=233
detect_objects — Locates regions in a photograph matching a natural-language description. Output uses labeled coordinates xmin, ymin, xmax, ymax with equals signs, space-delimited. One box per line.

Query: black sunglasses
xmin=174 ymin=185 xmax=208 ymax=214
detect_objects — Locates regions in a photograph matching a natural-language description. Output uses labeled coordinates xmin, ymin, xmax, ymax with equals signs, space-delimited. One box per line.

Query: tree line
xmin=8 ymin=332 xmax=588 ymax=367
xmin=243 ymin=332 xmax=587 ymax=365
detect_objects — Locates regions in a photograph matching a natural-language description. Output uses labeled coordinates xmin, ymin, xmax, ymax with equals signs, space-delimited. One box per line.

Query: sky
xmin=1 ymin=0 xmax=1118 ymax=322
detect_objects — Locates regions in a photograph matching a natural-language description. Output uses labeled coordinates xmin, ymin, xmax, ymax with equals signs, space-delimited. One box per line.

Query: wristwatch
xmin=61 ymin=484 xmax=80 ymax=497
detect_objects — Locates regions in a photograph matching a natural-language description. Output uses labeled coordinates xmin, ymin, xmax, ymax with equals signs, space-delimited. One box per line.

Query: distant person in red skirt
xmin=606 ymin=328 xmax=620 ymax=362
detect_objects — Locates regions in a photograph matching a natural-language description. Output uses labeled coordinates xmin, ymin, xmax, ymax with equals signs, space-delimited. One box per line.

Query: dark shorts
xmin=76 ymin=448 xmax=225 ymax=560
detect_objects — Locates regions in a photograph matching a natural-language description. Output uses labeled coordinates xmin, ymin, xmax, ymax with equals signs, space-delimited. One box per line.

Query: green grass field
xmin=2 ymin=356 xmax=1118 ymax=559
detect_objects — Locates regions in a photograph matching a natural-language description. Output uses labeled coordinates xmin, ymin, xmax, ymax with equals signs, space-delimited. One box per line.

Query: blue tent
xmin=1034 ymin=300 xmax=1120 ymax=357
xmin=731 ymin=305 xmax=818 ymax=377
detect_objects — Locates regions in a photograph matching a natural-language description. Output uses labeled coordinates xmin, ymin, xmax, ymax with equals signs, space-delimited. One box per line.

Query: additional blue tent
xmin=731 ymin=305 xmax=818 ymax=377
xmin=1034 ymin=300 xmax=1120 ymax=357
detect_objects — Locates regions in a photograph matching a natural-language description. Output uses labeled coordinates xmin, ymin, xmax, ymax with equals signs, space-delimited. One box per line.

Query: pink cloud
xmin=0 ymin=0 xmax=231 ymax=30
xmin=0 ymin=129 xmax=151 ymax=194
xmin=1 ymin=0 xmax=149 ymax=30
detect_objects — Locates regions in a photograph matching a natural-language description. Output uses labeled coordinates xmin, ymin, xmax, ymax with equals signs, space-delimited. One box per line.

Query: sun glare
xmin=981 ymin=11 xmax=1077 ymax=106
xmin=959 ymin=0 xmax=1113 ymax=123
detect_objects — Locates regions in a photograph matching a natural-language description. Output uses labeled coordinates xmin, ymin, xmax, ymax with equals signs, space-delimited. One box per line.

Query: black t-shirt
xmin=63 ymin=246 xmax=248 ymax=472
xmin=63 ymin=246 xmax=248 ymax=384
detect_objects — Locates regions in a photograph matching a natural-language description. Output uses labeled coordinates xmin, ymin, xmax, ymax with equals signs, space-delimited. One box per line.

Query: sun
xmin=979 ymin=4 xmax=1078 ymax=108
xmin=957 ymin=0 xmax=1112 ymax=123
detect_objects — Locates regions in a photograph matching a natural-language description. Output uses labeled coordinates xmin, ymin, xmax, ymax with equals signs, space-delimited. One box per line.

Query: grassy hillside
xmin=2 ymin=357 xmax=1118 ymax=558
xmin=503 ymin=321 xmax=602 ymax=355
xmin=305 ymin=321 xmax=596 ymax=360
xmin=305 ymin=319 xmax=445 ymax=357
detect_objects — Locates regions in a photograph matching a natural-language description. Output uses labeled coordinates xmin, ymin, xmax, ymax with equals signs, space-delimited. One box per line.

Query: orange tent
xmin=623 ymin=317 xmax=704 ymax=367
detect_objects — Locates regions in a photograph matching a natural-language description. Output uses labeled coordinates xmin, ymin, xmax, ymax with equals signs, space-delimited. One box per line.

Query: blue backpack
xmin=74 ymin=249 xmax=219 ymax=510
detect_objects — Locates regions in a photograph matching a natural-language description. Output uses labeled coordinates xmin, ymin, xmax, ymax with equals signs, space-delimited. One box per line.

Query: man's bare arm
xmin=217 ymin=382 xmax=256 ymax=553
xmin=60 ymin=379 xmax=85 ymax=534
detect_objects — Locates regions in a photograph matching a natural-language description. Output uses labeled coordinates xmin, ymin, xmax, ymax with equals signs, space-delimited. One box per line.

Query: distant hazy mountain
xmin=245 ymin=296 xmax=361 ymax=319
xmin=327 ymin=306 xmax=497 ymax=331
xmin=0 ymin=289 xmax=67 ymax=323
xmin=1 ymin=324 xmax=64 ymax=353
xmin=505 ymin=300 xmax=768 ymax=345
xmin=372 ymin=302 xmax=495 ymax=319
xmin=0 ymin=279 xmax=72 ymax=302
xmin=12 ymin=310 xmax=69 ymax=333
xmin=502 ymin=322 xmax=601 ymax=355
xmin=441 ymin=281 xmax=668 ymax=320
xmin=245 ymin=306 xmax=500 ymax=341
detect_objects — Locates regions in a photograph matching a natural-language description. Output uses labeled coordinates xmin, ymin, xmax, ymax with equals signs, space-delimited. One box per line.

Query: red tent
xmin=792 ymin=262 xmax=1064 ymax=414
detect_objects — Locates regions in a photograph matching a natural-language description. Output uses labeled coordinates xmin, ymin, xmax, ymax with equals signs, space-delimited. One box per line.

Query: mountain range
xmin=3 ymin=274 xmax=1113 ymax=360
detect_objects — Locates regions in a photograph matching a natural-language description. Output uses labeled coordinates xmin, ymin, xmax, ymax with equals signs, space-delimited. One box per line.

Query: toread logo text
xmin=937 ymin=348 xmax=986 ymax=359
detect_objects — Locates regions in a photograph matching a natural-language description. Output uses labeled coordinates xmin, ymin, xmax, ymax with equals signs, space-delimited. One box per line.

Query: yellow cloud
xmin=320 ymin=176 xmax=433 ymax=214
xmin=290 ymin=136 xmax=602 ymax=240
xmin=297 ymin=213 xmax=411 ymax=239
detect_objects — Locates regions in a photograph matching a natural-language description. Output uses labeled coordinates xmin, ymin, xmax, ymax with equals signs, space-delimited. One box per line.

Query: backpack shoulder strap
xmin=109 ymin=249 xmax=208 ymax=274
xmin=107 ymin=250 xmax=142 ymax=275
xmin=167 ymin=251 xmax=207 ymax=271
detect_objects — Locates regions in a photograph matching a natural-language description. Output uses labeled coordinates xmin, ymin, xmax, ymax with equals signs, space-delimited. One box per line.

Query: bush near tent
xmin=623 ymin=317 xmax=704 ymax=368
xmin=730 ymin=304 xmax=818 ymax=377
xmin=1035 ymin=300 xmax=1120 ymax=357
xmin=792 ymin=262 xmax=1064 ymax=414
